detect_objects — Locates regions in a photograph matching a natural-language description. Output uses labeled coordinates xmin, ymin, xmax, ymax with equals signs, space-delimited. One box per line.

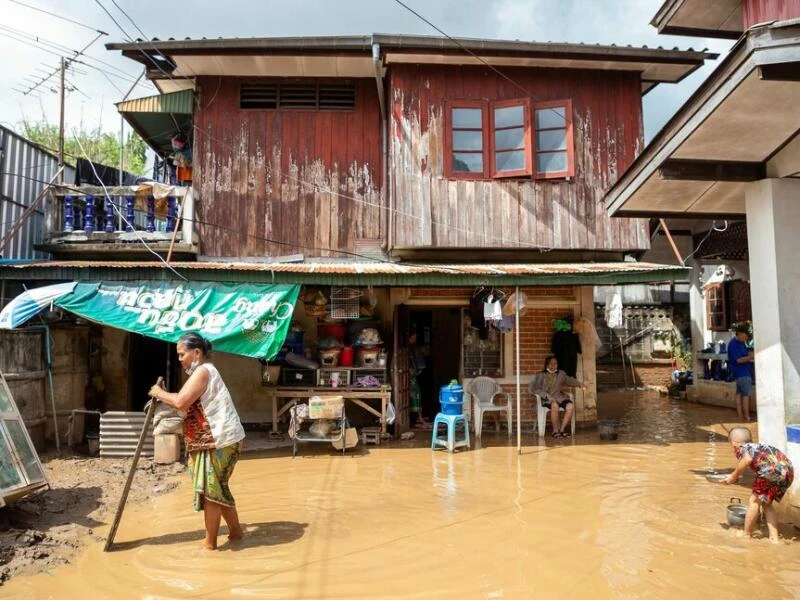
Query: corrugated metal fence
xmin=0 ymin=126 xmax=75 ymax=259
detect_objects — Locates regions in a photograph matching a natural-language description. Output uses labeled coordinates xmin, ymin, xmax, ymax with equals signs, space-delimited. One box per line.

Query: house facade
xmin=1 ymin=35 xmax=711 ymax=441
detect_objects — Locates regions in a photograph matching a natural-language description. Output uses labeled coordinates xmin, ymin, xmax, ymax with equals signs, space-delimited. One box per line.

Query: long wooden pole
xmin=659 ymin=219 xmax=685 ymax=266
xmin=515 ymin=286 xmax=521 ymax=454
xmin=165 ymin=193 xmax=187 ymax=264
xmin=103 ymin=376 xmax=162 ymax=552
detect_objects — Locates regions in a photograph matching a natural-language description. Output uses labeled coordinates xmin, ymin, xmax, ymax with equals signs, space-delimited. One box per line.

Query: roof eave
xmin=605 ymin=32 xmax=754 ymax=216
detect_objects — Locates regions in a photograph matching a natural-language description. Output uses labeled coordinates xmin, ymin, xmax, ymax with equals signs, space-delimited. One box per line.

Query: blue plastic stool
xmin=431 ymin=412 xmax=470 ymax=453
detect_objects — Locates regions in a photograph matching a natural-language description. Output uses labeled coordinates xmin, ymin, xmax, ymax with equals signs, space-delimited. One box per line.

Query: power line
xmin=391 ymin=0 xmax=534 ymax=98
xmin=93 ymin=0 xmax=177 ymax=82
xmin=20 ymin=32 xmax=105 ymax=96
xmin=9 ymin=0 xmax=108 ymax=35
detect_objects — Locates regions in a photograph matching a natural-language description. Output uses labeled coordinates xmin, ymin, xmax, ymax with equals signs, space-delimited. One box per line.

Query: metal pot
xmin=726 ymin=497 xmax=747 ymax=527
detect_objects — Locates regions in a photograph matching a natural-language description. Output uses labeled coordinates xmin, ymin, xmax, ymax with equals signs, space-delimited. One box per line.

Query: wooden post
xmin=165 ymin=193 xmax=187 ymax=264
xmin=659 ymin=219 xmax=685 ymax=266
xmin=103 ymin=377 xmax=162 ymax=552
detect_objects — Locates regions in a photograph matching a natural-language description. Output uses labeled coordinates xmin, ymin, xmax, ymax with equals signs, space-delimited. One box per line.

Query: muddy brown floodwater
xmin=4 ymin=392 xmax=800 ymax=599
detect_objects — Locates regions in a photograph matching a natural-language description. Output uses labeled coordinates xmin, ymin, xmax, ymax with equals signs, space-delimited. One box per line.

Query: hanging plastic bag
xmin=386 ymin=400 xmax=396 ymax=425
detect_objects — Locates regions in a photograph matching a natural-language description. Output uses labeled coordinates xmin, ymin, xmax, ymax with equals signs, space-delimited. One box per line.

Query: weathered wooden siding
xmin=193 ymin=77 xmax=383 ymax=257
xmin=743 ymin=0 xmax=800 ymax=29
xmin=389 ymin=65 xmax=649 ymax=252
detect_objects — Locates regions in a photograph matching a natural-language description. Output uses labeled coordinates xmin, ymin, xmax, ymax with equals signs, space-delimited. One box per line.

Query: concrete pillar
xmin=686 ymin=258 xmax=706 ymax=376
xmin=578 ymin=286 xmax=597 ymax=424
xmin=745 ymin=178 xmax=800 ymax=450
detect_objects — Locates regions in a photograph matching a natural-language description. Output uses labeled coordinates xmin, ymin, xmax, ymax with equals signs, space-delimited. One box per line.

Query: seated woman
xmin=529 ymin=355 xmax=585 ymax=438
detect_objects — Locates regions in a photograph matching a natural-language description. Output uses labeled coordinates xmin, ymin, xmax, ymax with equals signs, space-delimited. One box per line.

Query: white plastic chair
xmin=531 ymin=391 xmax=576 ymax=438
xmin=467 ymin=376 xmax=512 ymax=438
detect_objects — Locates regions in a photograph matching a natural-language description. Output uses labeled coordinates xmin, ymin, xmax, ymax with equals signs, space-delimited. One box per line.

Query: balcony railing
xmin=41 ymin=185 xmax=197 ymax=258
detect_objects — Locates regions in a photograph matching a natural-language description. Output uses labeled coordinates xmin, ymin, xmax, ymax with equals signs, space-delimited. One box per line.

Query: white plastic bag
xmin=386 ymin=400 xmax=396 ymax=425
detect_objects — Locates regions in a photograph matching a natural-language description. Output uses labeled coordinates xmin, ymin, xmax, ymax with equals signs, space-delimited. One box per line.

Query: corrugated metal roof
xmin=115 ymin=90 xmax=194 ymax=114
xmin=0 ymin=260 xmax=690 ymax=287
xmin=106 ymin=34 xmax=714 ymax=61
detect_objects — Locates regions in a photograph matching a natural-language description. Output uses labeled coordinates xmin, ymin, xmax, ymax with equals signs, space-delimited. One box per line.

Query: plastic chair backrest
xmin=468 ymin=376 xmax=501 ymax=405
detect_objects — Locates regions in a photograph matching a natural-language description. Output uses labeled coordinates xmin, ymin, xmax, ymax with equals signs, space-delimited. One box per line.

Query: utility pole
xmin=58 ymin=57 xmax=65 ymax=184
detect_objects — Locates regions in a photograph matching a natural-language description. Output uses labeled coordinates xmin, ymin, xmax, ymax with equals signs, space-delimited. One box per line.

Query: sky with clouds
xmin=0 ymin=0 xmax=733 ymax=144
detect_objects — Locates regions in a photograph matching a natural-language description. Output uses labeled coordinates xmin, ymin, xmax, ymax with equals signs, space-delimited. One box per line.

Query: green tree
xmin=20 ymin=121 xmax=148 ymax=176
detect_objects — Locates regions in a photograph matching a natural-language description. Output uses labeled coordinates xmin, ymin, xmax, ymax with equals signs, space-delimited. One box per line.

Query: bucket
xmin=439 ymin=381 xmax=464 ymax=415
xmin=86 ymin=433 xmax=99 ymax=456
xmin=318 ymin=323 xmax=346 ymax=343
xmin=340 ymin=346 xmax=354 ymax=367
xmin=598 ymin=419 xmax=620 ymax=440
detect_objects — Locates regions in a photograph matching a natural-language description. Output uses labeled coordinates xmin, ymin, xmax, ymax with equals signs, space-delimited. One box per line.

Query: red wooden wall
xmin=193 ymin=77 xmax=384 ymax=257
xmin=743 ymin=0 xmax=800 ymax=29
xmin=389 ymin=64 xmax=650 ymax=252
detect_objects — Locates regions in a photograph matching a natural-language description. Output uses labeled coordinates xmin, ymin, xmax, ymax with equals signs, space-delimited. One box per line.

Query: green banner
xmin=56 ymin=281 xmax=300 ymax=360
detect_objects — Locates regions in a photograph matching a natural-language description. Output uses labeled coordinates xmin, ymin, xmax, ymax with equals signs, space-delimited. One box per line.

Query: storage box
xmin=261 ymin=364 xmax=281 ymax=386
xmin=350 ymin=369 xmax=388 ymax=386
xmin=317 ymin=368 xmax=351 ymax=387
xmin=281 ymin=368 xmax=317 ymax=386
xmin=309 ymin=396 xmax=344 ymax=419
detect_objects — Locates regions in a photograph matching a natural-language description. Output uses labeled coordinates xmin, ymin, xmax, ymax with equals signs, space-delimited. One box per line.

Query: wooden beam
xmin=658 ymin=158 xmax=765 ymax=182
xmin=659 ymin=218 xmax=685 ymax=266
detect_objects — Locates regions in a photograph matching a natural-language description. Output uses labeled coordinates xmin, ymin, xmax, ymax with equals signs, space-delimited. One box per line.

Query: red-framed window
xmin=444 ymin=98 xmax=574 ymax=180
xmin=445 ymin=100 xmax=489 ymax=178
xmin=491 ymin=99 xmax=532 ymax=178
xmin=533 ymin=99 xmax=574 ymax=179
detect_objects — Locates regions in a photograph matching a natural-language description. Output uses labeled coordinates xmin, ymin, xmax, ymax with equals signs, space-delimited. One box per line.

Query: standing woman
xmin=149 ymin=332 xmax=246 ymax=550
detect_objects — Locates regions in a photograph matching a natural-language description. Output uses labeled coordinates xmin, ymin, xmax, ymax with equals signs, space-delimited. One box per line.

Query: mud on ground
xmin=0 ymin=453 xmax=186 ymax=584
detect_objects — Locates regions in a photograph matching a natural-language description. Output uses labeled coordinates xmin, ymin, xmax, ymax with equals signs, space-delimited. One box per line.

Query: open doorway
xmin=408 ymin=307 xmax=462 ymax=425
xmin=128 ymin=334 xmax=179 ymax=411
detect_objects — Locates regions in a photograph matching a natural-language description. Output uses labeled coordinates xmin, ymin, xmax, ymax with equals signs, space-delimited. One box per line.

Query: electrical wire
xmin=9 ymin=0 xmax=108 ymax=34
xmin=684 ymin=220 xmax=729 ymax=261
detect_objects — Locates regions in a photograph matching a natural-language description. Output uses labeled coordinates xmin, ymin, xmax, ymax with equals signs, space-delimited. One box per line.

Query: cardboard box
xmin=308 ymin=395 xmax=344 ymax=419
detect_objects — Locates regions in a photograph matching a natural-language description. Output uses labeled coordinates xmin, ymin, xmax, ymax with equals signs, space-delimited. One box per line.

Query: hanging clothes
xmin=483 ymin=293 xmax=503 ymax=322
xmin=469 ymin=289 xmax=491 ymax=340
xmin=551 ymin=330 xmax=582 ymax=378
xmin=605 ymin=288 xmax=623 ymax=329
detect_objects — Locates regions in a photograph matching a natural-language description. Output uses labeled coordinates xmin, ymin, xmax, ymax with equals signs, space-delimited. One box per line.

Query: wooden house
xmin=1 ymin=35 xmax=713 ymax=436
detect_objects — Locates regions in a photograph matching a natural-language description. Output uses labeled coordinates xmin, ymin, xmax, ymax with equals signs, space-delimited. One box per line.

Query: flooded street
xmin=5 ymin=392 xmax=800 ymax=599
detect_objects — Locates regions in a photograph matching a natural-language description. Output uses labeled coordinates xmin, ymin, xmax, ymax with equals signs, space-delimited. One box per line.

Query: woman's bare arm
xmin=149 ymin=367 xmax=210 ymax=412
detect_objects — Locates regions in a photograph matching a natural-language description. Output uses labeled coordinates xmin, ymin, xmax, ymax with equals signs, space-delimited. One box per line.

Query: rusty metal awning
xmin=0 ymin=260 xmax=689 ymax=286
xmin=116 ymin=90 xmax=194 ymax=156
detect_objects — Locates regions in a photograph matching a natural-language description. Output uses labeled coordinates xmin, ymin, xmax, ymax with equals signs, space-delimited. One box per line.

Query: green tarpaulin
xmin=55 ymin=281 xmax=300 ymax=360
